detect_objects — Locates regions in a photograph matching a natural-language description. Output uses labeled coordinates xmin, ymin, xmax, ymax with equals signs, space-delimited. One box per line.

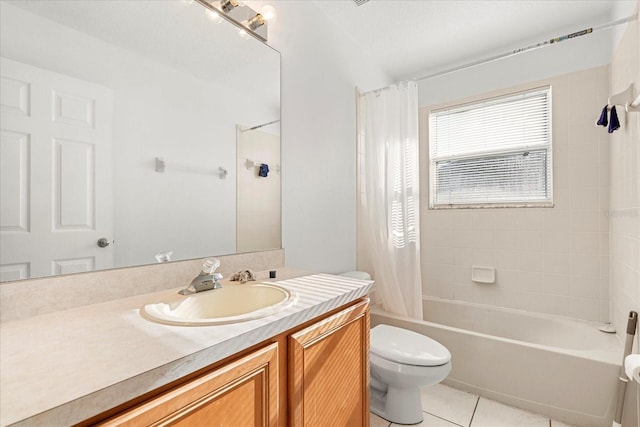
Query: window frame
xmin=428 ymin=86 xmax=553 ymax=209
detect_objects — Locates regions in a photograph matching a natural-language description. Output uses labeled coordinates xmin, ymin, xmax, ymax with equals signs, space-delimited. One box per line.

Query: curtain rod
xmin=415 ymin=14 xmax=637 ymax=82
xmin=240 ymin=119 xmax=280 ymax=132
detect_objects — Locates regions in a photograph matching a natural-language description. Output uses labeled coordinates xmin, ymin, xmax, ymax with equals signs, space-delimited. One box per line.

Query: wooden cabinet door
xmin=99 ymin=343 xmax=278 ymax=427
xmin=288 ymin=299 xmax=370 ymax=427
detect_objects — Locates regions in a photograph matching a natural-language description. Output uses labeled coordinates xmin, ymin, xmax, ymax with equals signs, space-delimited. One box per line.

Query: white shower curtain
xmin=357 ymin=81 xmax=423 ymax=320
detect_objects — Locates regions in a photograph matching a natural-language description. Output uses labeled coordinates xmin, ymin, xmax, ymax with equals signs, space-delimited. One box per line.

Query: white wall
xmin=1 ymin=4 xmax=274 ymax=267
xmin=265 ymin=2 xmax=392 ymax=273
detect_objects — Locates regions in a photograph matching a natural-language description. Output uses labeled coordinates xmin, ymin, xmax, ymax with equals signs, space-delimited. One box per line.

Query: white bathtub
xmin=371 ymin=297 xmax=624 ymax=427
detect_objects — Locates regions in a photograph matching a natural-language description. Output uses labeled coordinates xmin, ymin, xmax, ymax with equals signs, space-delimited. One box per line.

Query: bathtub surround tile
xmin=453 ymin=230 xmax=475 ymax=248
xmin=541 ymin=274 xmax=570 ymax=296
xmin=452 ymin=211 xmax=474 ymax=231
xmin=570 ymin=187 xmax=600 ymax=211
xmin=542 ymin=231 xmax=572 ymax=253
xmin=569 ymin=296 xmax=600 ymax=321
xmin=420 ymin=384 xmax=478 ymax=427
xmin=472 ymin=248 xmax=497 ymax=266
xmin=492 ymin=210 xmax=519 ymax=230
xmin=454 ymin=266 xmax=472 ymax=285
xmin=494 ymin=230 xmax=519 ymax=250
xmin=570 ymin=211 xmax=599 ymax=232
xmin=416 ymin=66 xmax=613 ymax=324
xmin=542 ymin=253 xmax=571 ymax=275
xmin=553 ymin=186 xmax=571 ymax=210
xmin=516 ymin=209 xmax=545 ymax=232
xmin=517 ymin=231 xmax=543 ymax=252
xmin=542 ymin=210 xmax=571 ymax=232
xmin=569 ymin=232 xmax=600 ymax=255
xmin=454 ymin=283 xmax=475 ymax=302
xmin=471 ymin=398 xmax=549 ymax=427
xmin=472 ymin=211 xmax=495 ymax=231
xmin=454 ymin=247 xmax=475 ymax=267
xmin=515 ymin=271 xmax=544 ymax=292
xmin=568 ymin=274 xmax=599 ymax=299
xmin=425 ymin=246 xmax=455 ymax=265
xmin=472 ymin=230 xmax=495 ymax=249
xmin=516 ymin=251 xmax=543 ymax=272
xmin=493 ymin=250 xmax=519 ymax=270
xmin=569 ymin=253 xmax=600 ymax=278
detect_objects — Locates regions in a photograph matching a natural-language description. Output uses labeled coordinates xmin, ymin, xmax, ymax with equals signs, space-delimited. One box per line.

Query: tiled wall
xmin=419 ymin=66 xmax=611 ymax=322
xmin=609 ymin=9 xmax=640 ymax=343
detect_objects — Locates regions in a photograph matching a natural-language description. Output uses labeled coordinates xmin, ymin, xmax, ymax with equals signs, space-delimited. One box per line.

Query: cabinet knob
xmin=97 ymin=238 xmax=111 ymax=248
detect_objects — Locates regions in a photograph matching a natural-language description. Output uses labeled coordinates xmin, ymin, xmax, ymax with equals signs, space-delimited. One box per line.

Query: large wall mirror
xmin=0 ymin=0 xmax=281 ymax=282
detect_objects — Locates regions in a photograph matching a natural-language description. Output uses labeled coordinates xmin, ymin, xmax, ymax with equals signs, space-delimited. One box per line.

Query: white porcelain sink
xmin=141 ymin=282 xmax=295 ymax=326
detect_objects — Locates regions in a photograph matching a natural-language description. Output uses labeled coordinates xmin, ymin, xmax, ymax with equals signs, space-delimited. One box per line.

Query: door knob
xmin=97 ymin=238 xmax=111 ymax=248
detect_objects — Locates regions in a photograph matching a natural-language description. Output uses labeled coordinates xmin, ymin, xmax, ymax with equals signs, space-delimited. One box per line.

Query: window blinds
xmin=429 ymin=87 xmax=552 ymax=207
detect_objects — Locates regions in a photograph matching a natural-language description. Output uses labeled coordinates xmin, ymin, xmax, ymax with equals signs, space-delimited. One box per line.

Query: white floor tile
xmin=391 ymin=412 xmax=461 ymax=427
xmin=370 ymin=413 xmax=391 ymax=427
xmin=421 ymin=383 xmax=479 ymax=427
xmin=471 ymin=398 xmax=549 ymax=427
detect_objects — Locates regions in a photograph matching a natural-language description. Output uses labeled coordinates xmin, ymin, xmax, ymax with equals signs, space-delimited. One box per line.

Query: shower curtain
xmin=357 ymin=81 xmax=423 ymax=320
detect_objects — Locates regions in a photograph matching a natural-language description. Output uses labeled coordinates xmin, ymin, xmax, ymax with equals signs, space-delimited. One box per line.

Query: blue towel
xmin=608 ymin=106 xmax=620 ymax=134
xmin=259 ymin=163 xmax=269 ymax=177
xmin=596 ymin=105 xmax=608 ymax=126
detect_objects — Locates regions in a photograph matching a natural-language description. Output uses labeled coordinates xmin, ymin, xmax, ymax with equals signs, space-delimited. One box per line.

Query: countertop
xmin=0 ymin=272 xmax=373 ymax=426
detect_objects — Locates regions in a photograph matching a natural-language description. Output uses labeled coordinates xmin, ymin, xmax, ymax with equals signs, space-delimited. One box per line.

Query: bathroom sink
xmin=141 ymin=282 xmax=296 ymax=326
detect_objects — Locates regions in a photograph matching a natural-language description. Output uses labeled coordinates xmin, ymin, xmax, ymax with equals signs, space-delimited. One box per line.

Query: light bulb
xmin=260 ymin=5 xmax=277 ymax=23
xmin=207 ymin=9 xmax=223 ymax=23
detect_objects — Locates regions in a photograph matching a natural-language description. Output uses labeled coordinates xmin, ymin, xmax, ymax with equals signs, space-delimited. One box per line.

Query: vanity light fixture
xmin=246 ymin=13 xmax=265 ymax=31
xmin=195 ymin=0 xmax=273 ymax=42
xmin=219 ymin=0 xmax=238 ymax=13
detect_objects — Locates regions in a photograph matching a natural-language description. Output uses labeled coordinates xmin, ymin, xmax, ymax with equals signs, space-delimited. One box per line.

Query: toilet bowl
xmin=370 ymin=324 xmax=451 ymax=425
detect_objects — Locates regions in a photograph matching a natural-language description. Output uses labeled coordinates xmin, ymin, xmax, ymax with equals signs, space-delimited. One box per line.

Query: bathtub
xmin=371 ymin=297 xmax=624 ymax=427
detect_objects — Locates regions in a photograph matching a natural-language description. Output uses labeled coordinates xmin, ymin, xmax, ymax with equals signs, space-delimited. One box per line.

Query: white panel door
xmin=0 ymin=57 xmax=113 ymax=281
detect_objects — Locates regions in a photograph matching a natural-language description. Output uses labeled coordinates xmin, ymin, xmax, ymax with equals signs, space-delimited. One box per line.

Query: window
xmin=429 ymin=87 xmax=552 ymax=208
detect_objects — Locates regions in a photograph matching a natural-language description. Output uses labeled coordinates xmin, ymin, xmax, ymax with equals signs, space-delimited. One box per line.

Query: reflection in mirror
xmin=0 ymin=0 xmax=280 ymax=282
xmin=236 ymin=120 xmax=281 ymax=253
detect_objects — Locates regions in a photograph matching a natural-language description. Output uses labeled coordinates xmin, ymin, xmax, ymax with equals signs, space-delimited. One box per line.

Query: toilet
xmin=369 ymin=324 xmax=451 ymax=425
xmin=337 ymin=271 xmax=452 ymax=424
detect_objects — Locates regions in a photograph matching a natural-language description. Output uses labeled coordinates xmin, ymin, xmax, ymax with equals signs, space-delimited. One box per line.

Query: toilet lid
xmin=370 ymin=324 xmax=451 ymax=367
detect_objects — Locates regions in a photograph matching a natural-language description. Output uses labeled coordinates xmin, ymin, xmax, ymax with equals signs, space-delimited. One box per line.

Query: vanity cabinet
xmin=98 ymin=343 xmax=279 ymax=427
xmin=92 ymin=298 xmax=369 ymax=427
xmin=289 ymin=299 xmax=370 ymax=426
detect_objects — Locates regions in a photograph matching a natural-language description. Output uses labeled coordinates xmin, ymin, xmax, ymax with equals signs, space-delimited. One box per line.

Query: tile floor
xmin=370 ymin=384 xmax=576 ymax=427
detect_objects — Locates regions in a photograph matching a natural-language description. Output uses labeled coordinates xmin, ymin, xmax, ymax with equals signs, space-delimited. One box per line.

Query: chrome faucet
xmin=179 ymin=258 xmax=223 ymax=295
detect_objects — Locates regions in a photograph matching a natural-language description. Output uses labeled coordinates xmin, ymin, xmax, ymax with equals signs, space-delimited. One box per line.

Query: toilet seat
xmin=371 ymin=324 xmax=451 ymax=367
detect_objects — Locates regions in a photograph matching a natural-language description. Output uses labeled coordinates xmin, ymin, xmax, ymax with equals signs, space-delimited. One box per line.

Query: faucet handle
xmin=202 ymin=258 xmax=221 ymax=274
